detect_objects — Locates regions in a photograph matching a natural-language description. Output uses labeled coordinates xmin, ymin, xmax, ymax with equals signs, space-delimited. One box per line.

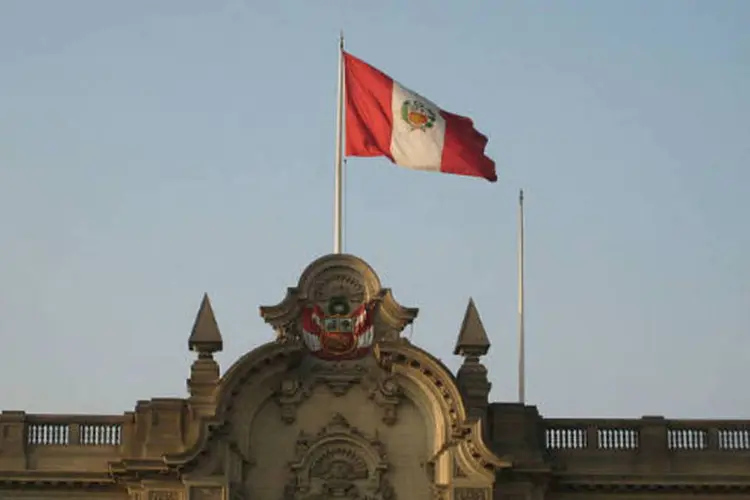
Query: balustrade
xmin=24 ymin=415 xmax=124 ymax=446
xmin=545 ymin=418 xmax=750 ymax=452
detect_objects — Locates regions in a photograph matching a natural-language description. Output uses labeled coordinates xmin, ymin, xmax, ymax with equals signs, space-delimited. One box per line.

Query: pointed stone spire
xmin=187 ymin=294 xmax=222 ymax=420
xmin=453 ymin=298 xmax=491 ymax=357
xmin=454 ymin=298 xmax=492 ymax=420
xmin=188 ymin=293 xmax=223 ymax=354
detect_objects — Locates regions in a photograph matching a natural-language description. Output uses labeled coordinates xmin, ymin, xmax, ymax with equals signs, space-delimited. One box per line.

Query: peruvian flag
xmin=344 ymin=51 xmax=497 ymax=182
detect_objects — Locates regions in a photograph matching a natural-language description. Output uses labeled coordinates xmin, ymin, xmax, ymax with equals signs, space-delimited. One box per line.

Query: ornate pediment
xmin=260 ymin=254 xmax=418 ymax=360
xmin=284 ymin=413 xmax=394 ymax=500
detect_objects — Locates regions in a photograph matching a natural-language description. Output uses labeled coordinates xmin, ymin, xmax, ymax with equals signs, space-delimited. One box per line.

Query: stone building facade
xmin=1 ymin=254 xmax=749 ymax=500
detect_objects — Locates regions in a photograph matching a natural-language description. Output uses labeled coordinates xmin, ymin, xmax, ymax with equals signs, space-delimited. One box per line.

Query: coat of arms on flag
xmin=300 ymin=295 xmax=376 ymax=360
xmin=401 ymin=99 xmax=437 ymax=131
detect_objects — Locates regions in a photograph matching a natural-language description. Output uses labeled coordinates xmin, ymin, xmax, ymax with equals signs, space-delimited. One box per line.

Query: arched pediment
xmin=165 ymin=253 xmax=508 ymax=500
xmin=168 ymin=337 xmax=508 ymax=483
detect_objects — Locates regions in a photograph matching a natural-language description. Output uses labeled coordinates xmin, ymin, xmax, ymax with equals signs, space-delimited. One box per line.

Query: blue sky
xmin=1 ymin=0 xmax=748 ymax=418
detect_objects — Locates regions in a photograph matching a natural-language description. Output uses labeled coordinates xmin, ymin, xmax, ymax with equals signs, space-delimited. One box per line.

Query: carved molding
xmin=284 ymin=413 xmax=394 ymax=500
xmin=456 ymin=419 xmax=510 ymax=478
xmin=375 ymin=342 xmax=465 ymax=435
xmin=376 ymin=342 xmax=510 ymax=479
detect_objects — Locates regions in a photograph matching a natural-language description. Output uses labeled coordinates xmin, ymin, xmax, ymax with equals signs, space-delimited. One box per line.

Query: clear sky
xmin=1 ymin=0 xmax=748 ymax=418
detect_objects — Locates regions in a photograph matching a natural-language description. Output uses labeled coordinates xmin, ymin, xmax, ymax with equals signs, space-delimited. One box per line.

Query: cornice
xmin=553 ymin=473 xmax=750 ymax=493
xmin=0 ymin=470 xmax=118 ymax=488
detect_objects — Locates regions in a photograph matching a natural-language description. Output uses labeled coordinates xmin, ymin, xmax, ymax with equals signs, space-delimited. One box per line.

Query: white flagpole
xmin=333 ymin=32 xmax=345 ymax=254
xmin=518 ymin=189 xmax=526 ymax=404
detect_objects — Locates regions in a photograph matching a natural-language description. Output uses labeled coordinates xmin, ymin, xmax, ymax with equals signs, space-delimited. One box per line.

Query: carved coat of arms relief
xmin=283 ymin=414 xmax=395 ymax=500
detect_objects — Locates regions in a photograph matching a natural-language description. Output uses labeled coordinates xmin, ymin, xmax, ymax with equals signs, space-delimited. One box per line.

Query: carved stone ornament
xmin=277 ymin=376 xmax=313 ymax=424
xmin=190 ymin=487 xmax=223 ymax=500
xmin=453 ymin=488 xmax=489 ymax=500
xmin=309 ymin=361 xmax=368 ymax=396
xmin=368 ymin=374 xmax=402 ymax=426
xmin=260 ymin=254 xmax=418 ymax=360
xmin=274 ymin=361 xmax=368 ymax=425
xmin=283 ymin=413 xmax=394 ymax=500
xmin=274 ymin=357 xmax=402 ymax=425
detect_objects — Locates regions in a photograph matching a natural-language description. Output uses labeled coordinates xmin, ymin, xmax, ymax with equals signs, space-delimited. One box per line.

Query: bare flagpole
xmin=518 ymin=189 xmax=526 ymax=404
xmin=333 ymin=32 xmax=345 ymax=254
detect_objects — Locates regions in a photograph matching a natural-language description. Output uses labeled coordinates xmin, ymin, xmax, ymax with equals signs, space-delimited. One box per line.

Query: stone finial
xmin=454 ymin=298 xmax=492 ymax=420
xmin=188 ymin=293 xmax=223 ymax=354
xmin=453 ymin=298 xmax=491 ymax=358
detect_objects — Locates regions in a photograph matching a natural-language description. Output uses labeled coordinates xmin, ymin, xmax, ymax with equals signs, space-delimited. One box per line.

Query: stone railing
xmin=544 ymin=417 xmax=750 ymax=452
xmin=25 ymin=413 xmax=125 ymax=446
xmin=0 ymin=399 xmax=189 ymax=473
xmin=0 ymin=411 xmax=132 ymax=472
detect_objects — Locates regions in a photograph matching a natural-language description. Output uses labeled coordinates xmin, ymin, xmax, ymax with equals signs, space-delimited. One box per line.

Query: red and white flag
xmin=344 ymin=51 xmax=497 ymax=182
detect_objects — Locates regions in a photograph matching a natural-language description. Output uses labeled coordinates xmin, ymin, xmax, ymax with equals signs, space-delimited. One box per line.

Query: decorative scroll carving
xmin=191 ymin=487 xmax=223 ymax=500
xmin=369 ymin=375 xmax=402 ymax=426
xmin=277 ymin=376 xmax=312 ymax=423
xmin=274 ymin=361 xmax=372 ymax=425
xmin=273 ymin=352 xmax=406 ymax=428
xmin=284 ymin=413 xmax=394 ymax=500
xmin=454 ymin=488 xmax=489 ymax=500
